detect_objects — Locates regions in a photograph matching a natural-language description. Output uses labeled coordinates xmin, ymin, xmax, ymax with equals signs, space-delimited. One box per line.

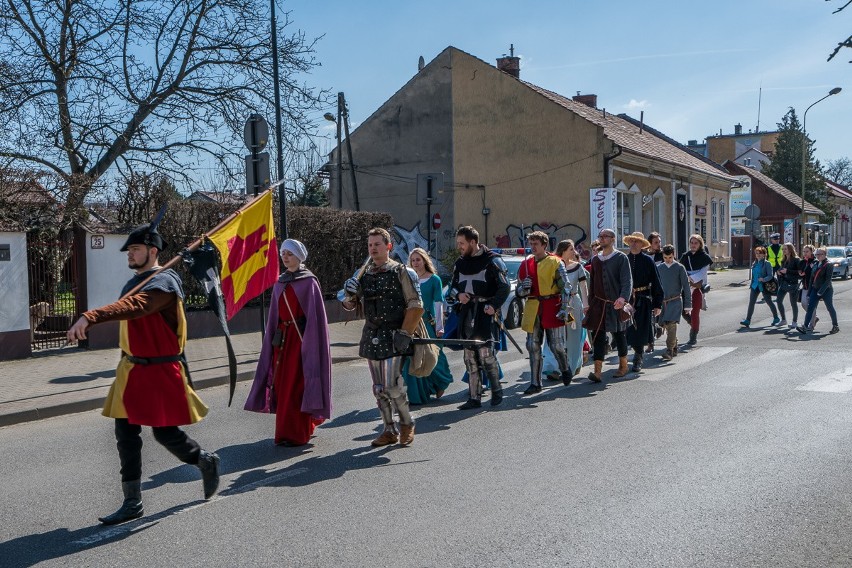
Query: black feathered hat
xmin=120 ymin=204 xmax=169 ymax=251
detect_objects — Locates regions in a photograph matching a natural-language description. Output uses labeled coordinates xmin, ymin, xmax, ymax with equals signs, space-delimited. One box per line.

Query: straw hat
xmin=622 ymin=231 xmax=650 ymax=248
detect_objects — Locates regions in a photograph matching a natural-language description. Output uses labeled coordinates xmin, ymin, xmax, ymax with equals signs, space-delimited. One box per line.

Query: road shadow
xmin=49 ymin=370 xmax=115 ymax=384
xmin=0 ymin=500 xmax=201 ymax=568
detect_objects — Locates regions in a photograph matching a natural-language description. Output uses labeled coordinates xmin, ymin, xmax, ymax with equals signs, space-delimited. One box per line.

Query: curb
xmin=0 ymin=355 xmax=363 ymax=429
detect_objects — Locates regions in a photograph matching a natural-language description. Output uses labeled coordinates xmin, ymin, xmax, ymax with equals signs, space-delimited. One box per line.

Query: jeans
xmin=803 ymin=287 xmax=838 ymax=329
xmin=776 ymin=286 xmax=799 ymax=322
xmin=745 ymin=287 xmax=778 ymax=322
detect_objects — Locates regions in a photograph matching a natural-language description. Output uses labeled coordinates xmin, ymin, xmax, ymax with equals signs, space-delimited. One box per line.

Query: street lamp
xmin=801 ymin=87 xmax=842 ymax=245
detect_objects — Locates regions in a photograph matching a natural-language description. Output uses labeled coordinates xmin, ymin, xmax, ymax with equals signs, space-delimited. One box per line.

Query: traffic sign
xmin=245 ymin=152 xmax=271 ymax=195
xmin=243 ymin=114 xmax=269 ymax=152
xmin=432 ymin=213 xmax=441 ymax=229
xmin=744 ymin=204 xmax=760 ymax=220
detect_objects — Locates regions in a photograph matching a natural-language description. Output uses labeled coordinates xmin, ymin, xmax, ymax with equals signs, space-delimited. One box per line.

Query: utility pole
xmin=341 ymin=93 xmax=360 ymax=211
xmin=270 ymin=0 xmax=287 ymax=238
xmin=336 ymin=92 xmax=343 ymax=208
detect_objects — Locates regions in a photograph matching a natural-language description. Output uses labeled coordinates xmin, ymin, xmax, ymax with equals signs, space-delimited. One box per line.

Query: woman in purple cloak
xmin=245 ymin=239 xmax=332 ymax=446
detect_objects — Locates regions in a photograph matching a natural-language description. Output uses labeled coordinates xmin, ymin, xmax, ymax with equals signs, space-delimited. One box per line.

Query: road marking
xmin=635 ymin=346 xmax=738 ymax=382
xmin=797 ymin=368 xmax=852 ymax=393
xmin=72 ymin=467 xmax=309 ymax=546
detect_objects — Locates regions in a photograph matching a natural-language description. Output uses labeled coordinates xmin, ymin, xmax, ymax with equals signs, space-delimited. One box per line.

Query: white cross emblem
xmin=457 ymin=270 xmax=488 ymax=295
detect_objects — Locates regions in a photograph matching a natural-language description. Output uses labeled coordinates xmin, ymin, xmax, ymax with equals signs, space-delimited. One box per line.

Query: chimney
xmin=734 ymin=123 xmax=742 ymax=135
xmin=572 ymin=92 xmax=598 ymax=108
xmin=496 ymin=43 xmax=520 ymax=78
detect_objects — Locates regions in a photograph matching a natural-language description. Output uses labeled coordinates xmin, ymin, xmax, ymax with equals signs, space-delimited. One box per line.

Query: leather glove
xmin=344 ymin=276 xmax=360 ymax=295
xmin=393 ymin=329 xmax=412 ymax=353
xmin=520 ymin=277 xmax=532 ymax=292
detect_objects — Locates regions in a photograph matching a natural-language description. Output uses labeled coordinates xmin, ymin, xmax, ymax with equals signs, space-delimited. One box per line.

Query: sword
xmin=410 ymin=337 xmax=492 ymax=348
xmin=494 ymin=313 xmax=524 ymax=354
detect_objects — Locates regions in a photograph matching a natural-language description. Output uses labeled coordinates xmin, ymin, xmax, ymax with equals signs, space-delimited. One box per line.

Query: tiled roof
xmin=522 ymin=82 xmax=734 ymax=181
xmin=825 ymin=179 xmax=852 ymax=200
xmin=723 ymin=161 xmax=824 ymax=215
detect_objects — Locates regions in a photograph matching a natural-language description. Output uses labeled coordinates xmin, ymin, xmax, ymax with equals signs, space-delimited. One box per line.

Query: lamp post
xmin=801 ymin=87 xmax=842 ymax=246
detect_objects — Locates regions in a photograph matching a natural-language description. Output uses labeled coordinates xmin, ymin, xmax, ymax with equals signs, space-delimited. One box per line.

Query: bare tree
xmin=828 ymin=0 xmax=852 ymax=62
xmin=0 ymin=0 xmax=330 ymax=231
xmin=826 ymin=157 xmax=852 ymax=186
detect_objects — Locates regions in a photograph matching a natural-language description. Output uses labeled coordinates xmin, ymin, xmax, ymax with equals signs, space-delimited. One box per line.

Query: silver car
xmin=826 ymin=246 xmax=850 ymax=279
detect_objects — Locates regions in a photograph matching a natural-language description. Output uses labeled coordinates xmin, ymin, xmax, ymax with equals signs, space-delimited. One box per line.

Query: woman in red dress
xmin=245 ymin=239 xmax=332 ymax=446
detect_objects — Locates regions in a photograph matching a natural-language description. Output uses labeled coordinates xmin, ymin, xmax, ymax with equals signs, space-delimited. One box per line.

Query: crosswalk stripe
xmin=635 ymin=346 xmax=738 ymax=382
xmin=797 ymin=367 xmax=852 ymax=393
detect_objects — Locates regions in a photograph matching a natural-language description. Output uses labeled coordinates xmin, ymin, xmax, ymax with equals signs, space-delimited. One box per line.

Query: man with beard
xmin=448 ymin=226 xmax=511 ymax=409
xmin=583 ymin=228 xmax=633 ymax=381
xmin=342 ymin=228 xmax=423 ymax=446
xmin=66 ymin=222 xmax=219 ymax=525
xmin=623 ymin=232 xmax=663 ymax=372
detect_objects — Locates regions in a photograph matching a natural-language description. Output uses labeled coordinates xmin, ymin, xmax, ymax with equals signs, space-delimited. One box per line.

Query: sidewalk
xmin=0 ymin=320 xmax=367 ymax=428
xmin=0 ymin=267 xmax=750 ymax=428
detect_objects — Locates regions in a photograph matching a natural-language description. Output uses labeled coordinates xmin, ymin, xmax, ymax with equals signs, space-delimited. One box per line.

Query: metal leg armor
xmin=526 ymin=322 xmax=544 ymax=386
xmin=368 ymin=357 xmax=412 ymax=431
xmin=463 ymin=348 xmax=483 ymax=401
xmin=477 ymin=346 xmax=502 ymax=399
xmin=544 ymin=327 xmax=570 ymax=374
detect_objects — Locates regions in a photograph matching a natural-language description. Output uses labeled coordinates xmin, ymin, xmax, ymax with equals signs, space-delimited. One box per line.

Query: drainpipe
xmin=603 ymin=144 xmax=622 ymax=187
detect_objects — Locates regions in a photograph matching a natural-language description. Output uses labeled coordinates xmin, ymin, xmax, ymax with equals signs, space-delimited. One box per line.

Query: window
xmin=720 ymin=201 xmax=726 ymax=239
xmin=652 ymin=189 xmax=665 ymax=238
xmin=711 ymin=200 xmax=718 ymax=242
xmin=617 ymin=191 xmax=632 ymax=241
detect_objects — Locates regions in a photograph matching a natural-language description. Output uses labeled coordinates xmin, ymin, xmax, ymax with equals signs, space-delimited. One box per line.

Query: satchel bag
xmin=762 ymin=276 xmax=778 ymax=295
xmin=407 ymin=318 xmax=439 ymax=377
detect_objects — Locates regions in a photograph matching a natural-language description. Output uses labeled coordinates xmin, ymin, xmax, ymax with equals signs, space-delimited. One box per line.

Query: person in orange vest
xmin=766 ymin=233 xmax=783 ymax=273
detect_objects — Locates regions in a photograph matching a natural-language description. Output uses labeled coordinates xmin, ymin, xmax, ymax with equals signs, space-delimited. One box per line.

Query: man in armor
xmin=342 ymin=228 xmax=423 ymax=446
xmin=66 ymin=221 xmax=220 ymax=525
xmin=448 ymin=226 xmax=511 ymax=409
xmin=515 ymin=231 xmax=573 ymax=393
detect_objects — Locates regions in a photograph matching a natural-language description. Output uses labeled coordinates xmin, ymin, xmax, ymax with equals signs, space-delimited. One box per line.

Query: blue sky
xmin=288 ymin=0 xmax=849 ymax=164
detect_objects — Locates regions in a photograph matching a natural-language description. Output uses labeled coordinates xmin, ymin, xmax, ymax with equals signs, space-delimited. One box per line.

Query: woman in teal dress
xmin=556 ymin=240 xmax=589 ymax=376
xmin=402 ymin=248 xmax=454 ymax=404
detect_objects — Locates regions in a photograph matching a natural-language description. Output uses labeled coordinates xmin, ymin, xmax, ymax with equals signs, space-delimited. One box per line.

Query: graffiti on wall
xmin=495 ymin=222 xmax=590 ymax=258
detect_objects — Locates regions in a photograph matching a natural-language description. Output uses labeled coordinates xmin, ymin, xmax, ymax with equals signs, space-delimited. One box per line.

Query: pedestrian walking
xmin=555 ymin=239 xmax=589 ymax=377
xmin=448 ymin=226 xmax=510 ymax=409
xmin=401 ymin=248 xmax=454 ymax=404
xmin=679 ymin=234 xmax=713 ymax=345
xmin=798 ymin=247 xmax=840 ymax=335
xmin=800 ymin=245 xmax=820 ymax=331
xmin=775 ymin=242 xmax=802 ymax=329
xmin=655 ymin=245 xmax=691 ymax=361
xmin=515 ymin=231 xmax=573 ymax=393
xmin=582 ymin=228 xmax=633 ymax=381
xmin=245 ymin=239 xmax=332 ymax=446
xmin=341 ymin=228 xmax=422 ymax=447
xmin=624 ymin=232 xmax=663 ymax=372
xmin=740 ymin=246 xmax=780 ymax=328
xmin=66 ymin=222 xmax=220 ymax=525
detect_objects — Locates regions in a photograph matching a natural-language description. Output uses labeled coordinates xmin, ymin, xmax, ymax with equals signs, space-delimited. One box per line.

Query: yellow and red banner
xmin=207 ymin=190 xmax=279 ymax=320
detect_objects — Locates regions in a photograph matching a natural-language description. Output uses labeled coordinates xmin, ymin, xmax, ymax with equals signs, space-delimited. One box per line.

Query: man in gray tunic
xmin=655 ymin=244 xmax=691 ymax=361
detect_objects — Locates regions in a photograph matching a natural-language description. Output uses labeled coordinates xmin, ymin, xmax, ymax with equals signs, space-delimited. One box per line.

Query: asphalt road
xmin=2 ymin=273 xmax=851 ymax=567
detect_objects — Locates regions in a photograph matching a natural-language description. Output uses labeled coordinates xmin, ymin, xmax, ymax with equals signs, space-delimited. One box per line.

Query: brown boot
xmin=371 ymin=430 xmax=399 ymax=447
xmin=398 ymin=423 xmax=415 ymax=446
xmin=588 ymin=360 xmax=603 ymax=383
xmin=613 ymin=356 xmax=629 ymax=378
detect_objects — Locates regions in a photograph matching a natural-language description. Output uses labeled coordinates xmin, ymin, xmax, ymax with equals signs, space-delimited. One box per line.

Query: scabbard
xmin=410 ymin=337 xmax=491 ymax=348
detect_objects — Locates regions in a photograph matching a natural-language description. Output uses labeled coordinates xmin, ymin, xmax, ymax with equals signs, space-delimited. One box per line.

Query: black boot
xmin=561 ymin=368 xmax=573 ymax=386
xmin=523 ymin=383 xmax=542 ymax=395
xmin=99 ymin=480 xmax=144 ymax=525
xmin=688 ymin=329 xmax=698 ymax=346
xmin=458 ymin=398 xmax=482 ymax=410
xmin=631 ymin=350 xmax=643 ymax=372
xmin=490 ymin=385 xmax=504 ymax=407
xmin=197 ymin=450 xmax=220 ymax=500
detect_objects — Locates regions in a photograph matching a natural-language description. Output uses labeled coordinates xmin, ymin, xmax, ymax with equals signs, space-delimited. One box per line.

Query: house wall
xmin=0 ymin=232 xmax=31 ymax=359
xmin=86 ymin=233 xmax=133 ymax=309
xmin=450 ymin=50 xmax=605 ymax=250
xmin=332 ymin=49 xmax=455 ymax=260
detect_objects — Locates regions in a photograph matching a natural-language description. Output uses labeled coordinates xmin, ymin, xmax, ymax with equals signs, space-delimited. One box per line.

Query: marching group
xmin=66 ymin=219 xmax=841 ymax=526
xmin=741 ymin=232 xmax=841 ymax=335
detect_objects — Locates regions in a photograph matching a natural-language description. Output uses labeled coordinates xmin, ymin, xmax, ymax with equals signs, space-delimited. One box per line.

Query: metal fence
xmin=27 ymin=235 xmax=79 ymax=351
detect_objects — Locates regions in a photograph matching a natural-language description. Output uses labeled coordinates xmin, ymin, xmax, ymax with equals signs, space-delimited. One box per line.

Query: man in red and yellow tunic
xmin=515 ymin=231 xmax=573 ymax=393
xmin=67 ymin=223 xmax=220 ymax=525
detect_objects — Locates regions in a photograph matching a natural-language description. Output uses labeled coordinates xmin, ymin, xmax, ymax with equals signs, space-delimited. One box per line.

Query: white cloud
xmin=624 ymin=99 xmax=651 ymax=110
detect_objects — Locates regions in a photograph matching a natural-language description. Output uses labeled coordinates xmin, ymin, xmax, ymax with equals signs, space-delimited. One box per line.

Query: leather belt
xmin=528 ymin=294 xmax=559 ymax=300
xmin=632 ymin=285 xmax=650 ymax=292
xmin=125 ymin=354 xmax=182 ymax=365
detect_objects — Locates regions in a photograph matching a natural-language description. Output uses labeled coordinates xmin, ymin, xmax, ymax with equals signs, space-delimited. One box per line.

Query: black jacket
xmin=810 ymin=259 xmax=834 ymax=296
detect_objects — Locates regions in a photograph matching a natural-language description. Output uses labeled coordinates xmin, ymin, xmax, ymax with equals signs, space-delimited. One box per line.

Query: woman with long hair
xmin=679 ymin=234 xmax=713 ymax=345
xmin=555 ymin=239 xmax=589 ymax=376
xmin=402 ymin=248 xmax=454 ymax=404
xmin=740 ymin=246 xmax=780 ymax=328
xmin=775 ymin=242 xmax=802 ymax=328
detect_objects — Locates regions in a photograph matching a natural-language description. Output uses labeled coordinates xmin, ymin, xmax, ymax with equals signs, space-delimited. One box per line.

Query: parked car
xmin=825 ymin=246 xmax=850 ymax=280
xmin=442 ymin=248 xmax=529 ymax=329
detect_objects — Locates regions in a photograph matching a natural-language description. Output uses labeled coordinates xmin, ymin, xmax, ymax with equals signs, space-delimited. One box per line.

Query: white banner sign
xmin=730 ymin=176 xmax=752 ymax=217
xmin=784 ymin=219 xmax=795 ymax=243
xmin=589 ymin=187 xmax=617 ymax=238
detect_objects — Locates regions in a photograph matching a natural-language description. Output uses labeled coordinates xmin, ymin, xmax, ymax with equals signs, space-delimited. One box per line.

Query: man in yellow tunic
xmin=67 ymin=222 xmax=219 ymax=525
xmin=515 ymin=231 xmax=572 ymax=393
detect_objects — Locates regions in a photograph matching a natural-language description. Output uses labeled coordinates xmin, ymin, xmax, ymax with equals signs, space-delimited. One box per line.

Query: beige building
xmin=330 ymin=47 xmax=735 ymax=263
